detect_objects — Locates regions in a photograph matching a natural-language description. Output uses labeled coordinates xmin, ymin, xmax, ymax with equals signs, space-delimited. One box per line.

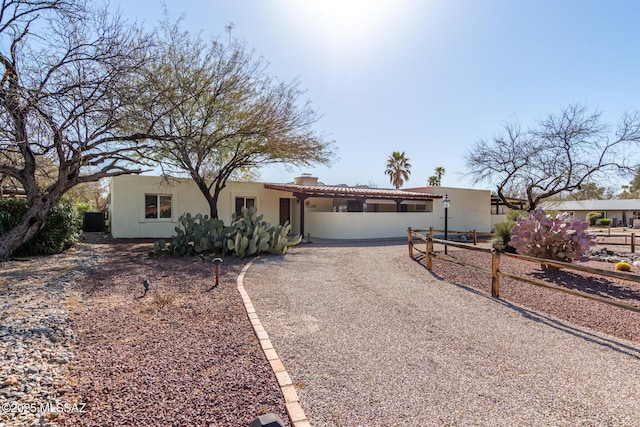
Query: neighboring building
xmin=542 ymin=199 xmax=640 ymax=227
xmin=1 ymin=185 xmax=26 ymax=198
xmin=108 ymin=175 xmax=493 ymax=239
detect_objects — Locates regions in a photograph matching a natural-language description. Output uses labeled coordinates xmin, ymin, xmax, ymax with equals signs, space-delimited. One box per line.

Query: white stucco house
xmin=541 ymin=199 xmax=640 ymax=227
xmin=107 ymin=174 xmax=494 ymax=239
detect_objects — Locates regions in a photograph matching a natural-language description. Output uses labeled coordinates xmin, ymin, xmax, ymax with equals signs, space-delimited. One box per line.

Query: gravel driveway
xmin=244 ymin=240 xmax=640 ymax=426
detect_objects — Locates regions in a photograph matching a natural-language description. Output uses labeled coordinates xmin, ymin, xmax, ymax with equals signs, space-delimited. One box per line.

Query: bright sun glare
xmin=283 ymin=0 xmax=412 ymax=60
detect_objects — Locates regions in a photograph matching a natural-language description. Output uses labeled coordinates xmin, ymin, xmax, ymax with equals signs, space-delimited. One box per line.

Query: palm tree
xmin=427 ymin=176 xmax=438 ymax=186
xmin=385 ymin=151 xmax=411 ymax=189
xmin=434 ymin=166 xmax=445 ymax=186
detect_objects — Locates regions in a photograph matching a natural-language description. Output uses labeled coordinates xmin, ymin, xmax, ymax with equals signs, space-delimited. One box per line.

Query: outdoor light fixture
xmin=443 ymin=193 xmax=450 ymax=209
xmin=249 ymin=413 xmax=285 ymax=427
xmin=142 ymin=279 xmax=150 ymax=295
xmin=212 ymin=258 xmax=223 ymax=288
xmin=443 ymin=194 xmax=450 ymax=255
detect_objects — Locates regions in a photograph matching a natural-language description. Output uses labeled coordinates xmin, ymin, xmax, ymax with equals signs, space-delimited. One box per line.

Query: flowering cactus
xmin=508 ymin=208 xmax=596 ymax=262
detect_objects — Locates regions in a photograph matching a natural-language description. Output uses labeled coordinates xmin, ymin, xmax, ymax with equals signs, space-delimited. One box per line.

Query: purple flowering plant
xmin=508 ymin=208 xmax=596 ymax=263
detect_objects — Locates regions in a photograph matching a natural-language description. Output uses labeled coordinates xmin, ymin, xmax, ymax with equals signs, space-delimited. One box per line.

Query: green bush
xmin=0 ymin=198 xmax=28 ymax=235
xmin=74 ymin=202 xmax=93 ymax=217
xmin=599 ymin=218 xmax=611 ymax=226
xmin=586 ymin=212 xmax=603 ymax=226
xmin=491 ymin=220 xmax=517 ymax=253
xmin=506 ymin=210 xmax=529 ymax=222
xmin=0 ymin=198 xmax=81 ymax=256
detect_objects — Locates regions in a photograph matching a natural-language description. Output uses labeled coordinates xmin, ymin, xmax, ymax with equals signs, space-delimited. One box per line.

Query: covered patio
xmin=264 ymin=180 xmax=442 ymax=238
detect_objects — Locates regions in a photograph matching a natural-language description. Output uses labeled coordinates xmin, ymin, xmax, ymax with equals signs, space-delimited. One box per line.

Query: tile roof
xmin=263 ymin=183 xmax=441 ymax=201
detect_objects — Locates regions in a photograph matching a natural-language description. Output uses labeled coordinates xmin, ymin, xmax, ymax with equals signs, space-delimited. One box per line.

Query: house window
xmin=145 ymin=194 xmax=172 ymax=219
xmin=235 ymin=197 xmax=255 ymax=215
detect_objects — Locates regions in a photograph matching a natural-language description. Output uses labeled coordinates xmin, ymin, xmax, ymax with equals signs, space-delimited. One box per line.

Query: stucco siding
xmin=307 ymin=212 xmax=434 ymax=239
xmin=109 ymin=176 xmax=288 ymax=238
xmin=427 ymin=187 xmax=492 ymax=233
xmin=109 ymin=176 xmax=494 ymax=239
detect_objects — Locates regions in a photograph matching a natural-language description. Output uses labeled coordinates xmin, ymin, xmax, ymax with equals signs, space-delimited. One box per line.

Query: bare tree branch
xmin=465 ymin=104 xmax=640 ymax=211
xmin=0 ymin=1 xmax=173 ymax=259
xmin=142 ymin=19 xmax=334 ymax=218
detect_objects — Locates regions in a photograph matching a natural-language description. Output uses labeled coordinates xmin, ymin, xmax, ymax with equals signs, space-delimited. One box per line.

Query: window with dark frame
xmin=235 ymin=197 xmax=256 ymax=215
xmin=145 ymin=194 xmax=172 ymax=219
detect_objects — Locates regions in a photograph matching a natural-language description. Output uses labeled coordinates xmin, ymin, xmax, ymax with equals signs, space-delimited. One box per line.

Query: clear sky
xmin=116 ymin=0 xmax=640 ymax=191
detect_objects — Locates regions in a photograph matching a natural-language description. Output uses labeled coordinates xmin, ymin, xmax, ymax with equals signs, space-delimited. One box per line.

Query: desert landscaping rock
xmin=1 ymin=242 xmax=100 ymax=427
xmin=1 ymin=235 xmax=291 ymax=426
xmin=5 ymin=233 xmax=640 ymax=425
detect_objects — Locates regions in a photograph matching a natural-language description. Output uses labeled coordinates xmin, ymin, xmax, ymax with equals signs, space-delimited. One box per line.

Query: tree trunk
xmin=0 ymin=196 xmax=53 ymax=260
xmin=208 ymin=193 xmax=219 ymax=219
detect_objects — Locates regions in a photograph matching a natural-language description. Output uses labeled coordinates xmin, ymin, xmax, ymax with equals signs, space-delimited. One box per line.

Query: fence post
xmin=426 ymin=235 xmax=433 ymax=271
xmin=408 ymin=227 xmax=413 ymax=257
xmin=632 ymin=232 xmax=636 ymax=254
xmin=473 ymin=229 xmax=477 ymax=245
xmin=608 ymin=225 xmax=611 ymax=237
xmin=491 ymin=249 xmax=500 ymax=298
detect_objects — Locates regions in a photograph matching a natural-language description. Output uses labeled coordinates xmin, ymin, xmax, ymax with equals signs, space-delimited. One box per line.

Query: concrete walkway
xmin=244 ymin=241 xmax=640 ymax=426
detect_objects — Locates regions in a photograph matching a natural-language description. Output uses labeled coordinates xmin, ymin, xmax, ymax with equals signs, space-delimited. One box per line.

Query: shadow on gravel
xmin=530 ymin=269 xmax=640 ymax=301
xmin=302 ymin=237 xmax=407 ymax=248
xmin=500 ymin=298 xmax=640 ymax=361
xmin=426 ymin=269 xmax=640 ymax=361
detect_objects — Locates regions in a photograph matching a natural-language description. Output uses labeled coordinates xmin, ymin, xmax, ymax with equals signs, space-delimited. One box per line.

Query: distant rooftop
xmin=542 ymin=199 xmax=640 ymax=211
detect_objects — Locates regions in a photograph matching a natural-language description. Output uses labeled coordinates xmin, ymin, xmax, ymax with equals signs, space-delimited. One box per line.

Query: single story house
xmin=108 ymin=175 xmax=494 ymax=239
xmin=541 ymin=199 xmax=640 ymax=227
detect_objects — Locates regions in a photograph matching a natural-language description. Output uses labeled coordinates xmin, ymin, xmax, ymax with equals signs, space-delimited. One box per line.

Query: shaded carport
xmin=263 ymin=182 xmax=441 ymax=237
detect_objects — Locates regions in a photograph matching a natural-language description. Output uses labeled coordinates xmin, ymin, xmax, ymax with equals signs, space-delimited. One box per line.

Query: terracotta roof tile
xmin=264 ymin=183 xmax=441 ymax=200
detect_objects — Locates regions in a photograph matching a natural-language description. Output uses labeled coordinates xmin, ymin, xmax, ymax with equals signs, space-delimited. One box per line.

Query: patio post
xmin=294 ymin=193 xmax=308 ymax=239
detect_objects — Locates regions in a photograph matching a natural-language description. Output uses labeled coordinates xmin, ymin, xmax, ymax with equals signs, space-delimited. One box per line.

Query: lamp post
xmin=443 ymin=194 xmax=450 ymax=255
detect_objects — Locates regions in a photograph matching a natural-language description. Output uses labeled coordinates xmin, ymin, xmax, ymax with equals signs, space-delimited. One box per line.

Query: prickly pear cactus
xmin=509 ymin=208 xmax=596 ymax=263
xmin=168 ymin=208 xmax=303 ymax=258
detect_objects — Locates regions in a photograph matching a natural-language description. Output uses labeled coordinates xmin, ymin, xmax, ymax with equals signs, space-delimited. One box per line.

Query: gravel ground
xmin=244 ymin=240 xmax=640 ymax=426
xmin=47 ymin=236 xmax=292 ymax=427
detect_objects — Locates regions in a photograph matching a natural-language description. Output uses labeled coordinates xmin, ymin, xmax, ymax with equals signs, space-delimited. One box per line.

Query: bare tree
xmin=142 ymin=22 xmax=334 ymax=219
xmin=465 ymin=104 xmax=640 ymax=211
xmin=0 ymin=1 xmax=167 ymax=259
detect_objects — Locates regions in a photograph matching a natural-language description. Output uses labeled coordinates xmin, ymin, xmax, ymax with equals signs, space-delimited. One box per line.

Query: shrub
xmin=586 ymin=212 xmax=603 ymax=226
xmin=0 ymin=197 xmax=82 ymax=256
xmin=615 ymin=261 xmax=632 ymax=272
xmin=0 ymin=197 xmax=28 ymax=235
xmin=491 ymin=221 xmax=516 ymax=253
xmin=506 ymin=210 xmax=529 ymax=222
xmin=509 ymin=208 xmax=596 ymax=263
xmin=74 ymin=202 xmax=93 ymax=217
xmin=599 ymin=218 xmax=611 ymax=226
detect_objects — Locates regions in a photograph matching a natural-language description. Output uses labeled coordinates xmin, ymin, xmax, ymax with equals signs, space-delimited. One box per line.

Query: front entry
xmin=279 ymin=198 xmax=291 ymax=226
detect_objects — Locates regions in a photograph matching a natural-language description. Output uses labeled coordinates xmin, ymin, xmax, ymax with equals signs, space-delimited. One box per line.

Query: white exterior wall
xmin=491 ymin=214 xmax=507 ymax=230
xmin=109 ymin=176 xmax=294 ymax=238
xmin=305 ymin=187 xmax=492 ymax=239
xmin=110 ymin=176 xmax=493 ymax=239
xmin=306 ymin=212 xmax=434 ymax=239
xmin=427 ymin=186 xmax=492 ymax=233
